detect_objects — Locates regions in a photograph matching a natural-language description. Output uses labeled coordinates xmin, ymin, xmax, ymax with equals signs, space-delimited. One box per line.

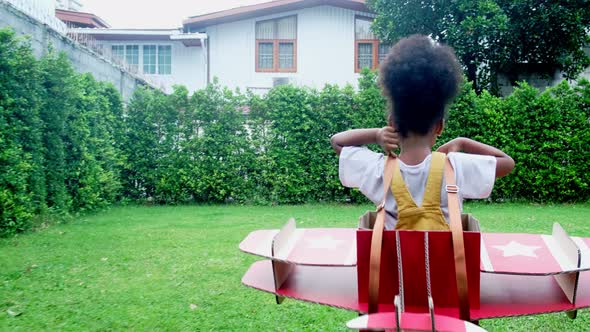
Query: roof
xmin=183 ymin=0 xmax=369 ymax=30
xmin=68 ymin=29 xmax=207 ymax=46
xmin=55 ymin=9 xmax=110 ymax=28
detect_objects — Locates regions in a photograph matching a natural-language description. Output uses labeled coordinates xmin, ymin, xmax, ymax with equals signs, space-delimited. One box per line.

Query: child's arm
xmin=331 ymin=127 xmax=399 ymax=155
xmin=436 ymin=137 xmax=515 ymax=178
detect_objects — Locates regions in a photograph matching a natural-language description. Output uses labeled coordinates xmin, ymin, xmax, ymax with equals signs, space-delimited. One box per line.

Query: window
xmin=378 ymin=43 xmax=390 ymax=65
xmin=143 ymin=45 xmax=157 ymax=74
xmin=112 ymin=45 xmax=139 ymax=72
xmin=111 ymin=45 xmax=124 ymax=60
xmin=143 ymin=45 xmax=172 ymax=75
xmin=355 ymin=17 xmax=389 ymax=72
xmin=125 ymin=45 xmax=139 ymax=71
xmin=158 ymin=45 xmax=172 ymax=75
xmin=112 ymin=44 xmax=171 ymax=75
xmin=255 ymin=16 xmax=297 ymax=72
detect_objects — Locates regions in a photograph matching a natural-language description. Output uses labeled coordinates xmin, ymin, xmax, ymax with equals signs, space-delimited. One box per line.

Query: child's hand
xmin=376 ymin=126 xmax=399 ymax=156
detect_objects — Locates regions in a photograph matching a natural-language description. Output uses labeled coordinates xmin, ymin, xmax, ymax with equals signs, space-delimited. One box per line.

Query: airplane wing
xmin=481 ymin=232 xmax=590 ymax=275
xmin=240 ymin=221 xmax=590 ymax=275
xmin=241 ymin=260 xmax=590 ymax=320
xmin=239 ymin=219 xmax=357 ymax=266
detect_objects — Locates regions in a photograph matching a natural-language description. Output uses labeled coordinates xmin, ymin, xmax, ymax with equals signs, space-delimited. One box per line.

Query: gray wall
xmin=495 ymin=45 xmax=590 ymax=96
xmin=0 ymin=1 xmax=151 ymax=101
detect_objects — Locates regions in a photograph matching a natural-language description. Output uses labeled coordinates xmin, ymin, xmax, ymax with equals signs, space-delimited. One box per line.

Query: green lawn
xmin=1 ymin=203 xmax=589 ymax=331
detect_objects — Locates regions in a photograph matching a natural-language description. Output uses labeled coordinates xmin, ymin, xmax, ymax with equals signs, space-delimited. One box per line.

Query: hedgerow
xmin=1 ymin=27 xmax=590 ymax=236
xmin=442 ymin=79 xmax=590 ymax=202
xmin=0 ymin=29 xmax=124 ymax=236
xmin=122 ymin=71 xmax=590 ymax=205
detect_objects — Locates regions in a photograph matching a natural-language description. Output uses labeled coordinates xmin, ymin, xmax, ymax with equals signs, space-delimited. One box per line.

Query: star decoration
xmin=305 ymin=236 xmax=343 ymax=250
xmin=493 ymin=241 xmax=541 ymax=258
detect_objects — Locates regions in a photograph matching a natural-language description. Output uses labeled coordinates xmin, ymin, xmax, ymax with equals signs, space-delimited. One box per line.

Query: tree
xmin=368 ymin=0 xmax=590 ymax=93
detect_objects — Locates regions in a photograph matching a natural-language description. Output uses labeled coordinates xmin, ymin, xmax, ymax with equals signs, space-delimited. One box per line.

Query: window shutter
xmin=355 ymin=18 xmax=375 ymax=40
xmin=256 ymin=20 xmax=274 ymax=39
xmin=276 ymin=16 xmax=296 ymax=39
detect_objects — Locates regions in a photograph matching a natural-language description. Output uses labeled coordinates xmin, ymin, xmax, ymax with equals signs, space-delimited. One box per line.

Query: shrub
xmin=2 ymin=25 xmax=590 ymax=236
xmin=0 ymin=29 xmax=43 ymax=236
xmin=120 ymin=72 xmax=590 ymax=205
xmin=0 ymin=28 xmax=124 ymax=236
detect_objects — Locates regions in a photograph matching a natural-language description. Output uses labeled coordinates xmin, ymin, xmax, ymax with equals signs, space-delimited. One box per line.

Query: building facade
xmin=184 ymin=0 xmax=386 ymax=92
xmin=69 ymin=0 xmax=382 ymax=93
xmin=69 ymin=28 xmax=207 ymax=93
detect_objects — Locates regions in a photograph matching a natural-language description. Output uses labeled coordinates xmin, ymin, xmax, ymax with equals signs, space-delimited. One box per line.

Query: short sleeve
xmin=448 ymin=152 xmax=496 ymax=199
xmin=339 ymin=146 xmax=385 ymax=204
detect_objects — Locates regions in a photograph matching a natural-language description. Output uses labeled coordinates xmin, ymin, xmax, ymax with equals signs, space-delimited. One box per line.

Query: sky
xmin=82 ymin=0 xmax=271 ymax=29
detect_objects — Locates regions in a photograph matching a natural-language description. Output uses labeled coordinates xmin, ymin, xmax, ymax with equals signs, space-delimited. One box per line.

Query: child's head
xmin=379 ymin=35 xmax=463 ymax=138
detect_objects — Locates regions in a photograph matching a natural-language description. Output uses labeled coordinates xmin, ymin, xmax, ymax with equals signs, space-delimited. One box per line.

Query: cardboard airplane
xmin=239 ymin=218 xmax=590 ymax=330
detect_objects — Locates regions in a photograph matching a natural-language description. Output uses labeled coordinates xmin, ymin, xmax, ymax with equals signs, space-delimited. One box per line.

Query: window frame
xmin=125 ymin=45 xmax=139 ymax=71
xmin=157 ymin=45 xmax=172 ymax=75
xmin=142 ymin=44 xmax=172 ymax=75
xmin=111 ymin=45 xmax=125 ymax=60
xmin=354 ymin=15 xmax=387 ymax=73
xmin=255 ymin=16 xmax=297 ymax=73
xmin=143 ymin=45 xmax=157 ymax=74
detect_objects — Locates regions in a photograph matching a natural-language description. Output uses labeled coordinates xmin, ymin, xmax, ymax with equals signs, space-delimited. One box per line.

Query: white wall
xmin=55 ymin=0 xmax=81 ymax=11
xmin=5 ymin=0 xmax=67 ymax=34
xmin=97 ymin=40 xmax=207 ymax=93
xmin=0 ymin=1 xmax=148 ymax=101
xmin=205 ymin=5 xmax=374 ymax=92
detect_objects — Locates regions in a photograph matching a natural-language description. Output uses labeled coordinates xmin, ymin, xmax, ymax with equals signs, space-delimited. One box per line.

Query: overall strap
xmin=368 ymin=155 xmax=396 ymax=313
xmin=444 ymin=156 xmax=470 ymax=321
xmin=390 ymin=158 xmax=417 ymax=210
xmin=422 ymin=152 xmax=445 ymax=207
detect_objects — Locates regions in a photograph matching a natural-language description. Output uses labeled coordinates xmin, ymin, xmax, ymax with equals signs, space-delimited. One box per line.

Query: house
xmin=68 ymin=0 xmax=384 ymax=93
xmin=54 ymin=1 xmax=206 ymax=93
xmin=56 ymin=9 xmax=110 ymax=28
xmin=183 ymin=0 xmax=386 ymax=93
xmin=68 ymin=28 xmax=207 ymax=93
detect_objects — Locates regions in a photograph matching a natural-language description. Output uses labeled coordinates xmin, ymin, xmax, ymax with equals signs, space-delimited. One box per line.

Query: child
xmin=331 ymin=35 xmax=514 ymax=230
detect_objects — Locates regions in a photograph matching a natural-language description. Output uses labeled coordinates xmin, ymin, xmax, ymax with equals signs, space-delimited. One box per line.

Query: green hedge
xmin=442 ymin=80 xmax=590 ymax=202
xmin=2 ymin=27 xmax=590 ymax=236
xmin=0 ymin=29 xmax=124 ymax=236
xmin=122 ymin=72 xmax=590 ymax=205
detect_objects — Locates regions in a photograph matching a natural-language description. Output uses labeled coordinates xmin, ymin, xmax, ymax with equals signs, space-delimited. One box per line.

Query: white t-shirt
xmin=339 ymin=146 xmax=496 ymax=229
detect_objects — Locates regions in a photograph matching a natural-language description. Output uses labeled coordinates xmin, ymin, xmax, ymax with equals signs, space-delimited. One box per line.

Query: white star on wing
xmin=305 ymin=236 xmax=343 ymax=250
xmin=493 ymin=241 xmax=541 ymax=258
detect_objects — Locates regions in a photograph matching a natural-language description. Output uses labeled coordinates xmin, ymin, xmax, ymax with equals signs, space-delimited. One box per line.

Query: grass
xmin=0 ymin=203 xmax=589 ymax=331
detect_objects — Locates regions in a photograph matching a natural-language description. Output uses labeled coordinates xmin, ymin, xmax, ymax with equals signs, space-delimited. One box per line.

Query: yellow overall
xmin=392 ymin=152 xmax=450 ymax=231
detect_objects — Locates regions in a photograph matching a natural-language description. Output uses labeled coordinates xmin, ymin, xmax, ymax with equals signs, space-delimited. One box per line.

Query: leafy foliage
xmin=0 ymin=29 xmax=41 ymax=235
xmin=121 ymin=70 xmax=590 ymax=205
xmin=441 ymin=80 xmax=590 ymax=202
xmin=2 ymin=26 xmax=590 ymax=236
xmin=0 ymin=29 xmax=124 ymax=236
xmin=367 ymin=0 xmax=590 ymax=92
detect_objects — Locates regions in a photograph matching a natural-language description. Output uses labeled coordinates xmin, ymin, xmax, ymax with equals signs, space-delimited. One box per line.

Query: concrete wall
xmin=497 ymin=70 xmax=563 ymax=96
xmin=0 ymin=1 xmax=151 ymax=101
xmin=497 ymin=46 xmax=590 ymax=96
xmin=204 ymin=5 xmax=375 ymax=92
xmin=97 ymin=40 xmax=207 ymax=93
